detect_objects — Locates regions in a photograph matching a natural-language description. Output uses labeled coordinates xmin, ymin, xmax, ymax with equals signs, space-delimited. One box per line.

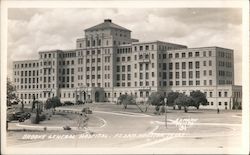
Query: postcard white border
xmin=1 ymin=0 xmax=249 ymax=154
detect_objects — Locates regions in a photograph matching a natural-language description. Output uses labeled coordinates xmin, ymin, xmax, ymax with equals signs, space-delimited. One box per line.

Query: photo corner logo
xmin=174 ymin=117 xmax=198 ymax=131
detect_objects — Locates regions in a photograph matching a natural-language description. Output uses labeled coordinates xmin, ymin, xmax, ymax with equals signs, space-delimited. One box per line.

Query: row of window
xmin=16 ymin=83 xmax=56 ymax=90
xmin=58 ymin=60 xmax=74 ymax=66
xmin=168 ymin=50 xmax=213 ymax=58
xmin=217 ymin=51 xmax=232 ymax=58
xmin=14 ymin=62 xmax=39 ymax=69
xmin=117 ymin=48 xmax=132 ymax=54
xmin=77 ymin=48 xmax=111 ymax=57
xmin=218 ymin=61 xmax=232 ymax=68
xmin=218 ymin=80 xmax=233 ymax=85
xmin=58 ymin=68 xmax=74 ymax=75
xmin=218 ymin=70 xmax=233 ymax=77
xmin=58 ymin=76 xmax=74 ymax=83
xmin=115 ymin=79 xmax=214 ymax=87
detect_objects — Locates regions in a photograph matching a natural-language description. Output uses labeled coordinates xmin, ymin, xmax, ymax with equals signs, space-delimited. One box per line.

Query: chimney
xmin=104 ymin=19 xmax=112 ymax=23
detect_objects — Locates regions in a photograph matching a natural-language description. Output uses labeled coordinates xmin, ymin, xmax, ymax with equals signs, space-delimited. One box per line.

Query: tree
xmin=7 ymin=77 xmax=18 ymax=106
xmin=167 ymin=92 xmax=180 ymax=109
xmin=147 ymin=92 xmax=165 ymax=106
xmin=190 ymin=90 xmax=208 ymax=109
xmin=174 ymin=94 xmax=194 ymax=113
xmin=45 ymin=96 xmax=62 ymax=111
xmin=118 ymin=94 xmax=136 ymax=109
xmin=147 ymin=92 xmax=165 ymax=114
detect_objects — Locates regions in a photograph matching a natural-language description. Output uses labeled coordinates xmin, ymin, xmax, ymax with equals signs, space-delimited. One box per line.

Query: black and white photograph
xmin=1 ymin=0 xmax=249 ymax=154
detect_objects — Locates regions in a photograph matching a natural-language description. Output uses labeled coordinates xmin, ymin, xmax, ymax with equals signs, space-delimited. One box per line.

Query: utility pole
xmin=164 ymin=97 xmax=168 ymax=128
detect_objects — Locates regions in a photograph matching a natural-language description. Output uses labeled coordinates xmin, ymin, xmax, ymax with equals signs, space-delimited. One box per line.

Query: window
xmin=209 ymin=70 xmax=212 ymax=76
xmin=209 ymin=60 xmax=212 ymax=66
xmin=196 ymin=80 xmax=200 ymax=85
xmin=181 ymin=53 xmax=186 ymax=58
xmin=195 ymin=52 xmax=199 ymax=57
xmin=175 ymin=72 xmax=179 ymax=79
xmin=210 ymin=92 xmax=213 ymax=97
xmin=169 ymin=72 xmax=173 ymax=79
xmin=189 ymin=71 xmax=193 ymax=78
xmin=195 ymin=61 xmax=200 ymax=69
xmin=176 ymin=81 xmax=180 ymax=86
xmin=117 ymin=66 xmax=120 ymax=72
xmin=182 ymin=72 xmax=186 ymax=78
xmin=203 ymin=61 xmax=206 ymax=66
xmin=189 ymin=81 xmax=193 ymax=86
xmin=175 ymin=53 xmax=179 ymax=58
xmin=122 ymin=65 xmax=125 ymax=72
xmin=224 ymin=92 xmax=228 ymax=97
xmin=219 ymin=92 xmax=221 ymax=97
xmin=188 ymin=62 xmax=193 ymax=69
xmin=140 ymin=73 xmax=143 ymax=79
xmin=203 ymin=70 xmax=207 ymax=76
xmin=209 ymin=51 xmax=212 ymax=56
xmin=182 ymin=62 xmax=186 ymax=69
xmin=203 ymin=51 xmax=206 ymax=57
xmin=188 ymin=52 xmax=192 ymax=57
xmin=195 ymin=71 xmax=200 ymax=78
xmin=140 ymin=64 xmax=143 ymax=70
xmin=182 ymin=81 xmax=186 ymax=86
xmin=204 ymin=80 xmax=207 ymax=85
xmin=169 ymin=63 xmax=173 ymax=70
xmin=127 ymin=56 xmax=131 ymax=61
xmin=175 ymin=62 xmax=179 ymax=69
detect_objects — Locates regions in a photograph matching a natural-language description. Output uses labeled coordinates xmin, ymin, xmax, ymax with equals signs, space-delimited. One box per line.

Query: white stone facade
xmin=12 ymin=19 xmax=242 ymax=109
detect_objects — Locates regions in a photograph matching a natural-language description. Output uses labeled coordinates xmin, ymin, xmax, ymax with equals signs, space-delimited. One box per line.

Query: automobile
xmin=11 ymin=111 xmax=31 ymax=122
xmin=81 ymin=107 xmax=92 ymax=114
xmin=76 ymin=100 xmax=85 ymax=105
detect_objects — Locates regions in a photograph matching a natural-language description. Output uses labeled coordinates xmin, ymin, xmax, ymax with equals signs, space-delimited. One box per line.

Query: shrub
xmin=45 ymin=96 xmax=62 ymax=110
xmin=86 ymin=99 xmax=93 ymax=103
xmin=63 ymin=125 xmax=71 ymax=130
xmin=160 ymin=106 xmax=166 ymax=113
xmin=155 ymin=106 xmax=160 ymax=112
xmin=39 ymin=114 xmax=46 ymax=121
xmin=76 ymin=100 xmax=85 ymax=105
xmin=64 ymin=101 xmax=74 ymax=106
xmin=153 ymin=111 xmax=160 ymax=115
xmin=30 ymin=115 xmax=40 ymax=124
xmin=82 ymin=107 xmax=92 ymax=114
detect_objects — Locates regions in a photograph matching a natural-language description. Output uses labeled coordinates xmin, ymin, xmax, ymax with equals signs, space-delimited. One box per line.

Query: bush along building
xmin=12 ymin=19 xmax=242 ymax=109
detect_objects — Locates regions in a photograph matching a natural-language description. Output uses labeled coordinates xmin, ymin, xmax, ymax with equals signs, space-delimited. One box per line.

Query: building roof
xmin=85 ymin=19 xmax=131 ymax=32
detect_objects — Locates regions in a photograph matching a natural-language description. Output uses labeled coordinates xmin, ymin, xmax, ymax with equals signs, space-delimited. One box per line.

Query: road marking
xmin=94 ymin=110 xmax=151 ymax=117
xmin=92 ymin=116 xmax=107 ymax=128
xmin=134 ymin=136 xmax=175 ymax=148
xmin=154 ymin=120 xmax=241 ymax=127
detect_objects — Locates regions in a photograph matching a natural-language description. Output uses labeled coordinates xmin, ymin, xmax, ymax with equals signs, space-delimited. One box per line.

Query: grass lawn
xmin=19 ymin=110 xmax=103 ymax=128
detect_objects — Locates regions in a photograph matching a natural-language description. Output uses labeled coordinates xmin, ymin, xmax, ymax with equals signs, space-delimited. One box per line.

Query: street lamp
xmin=164 ymin=97 xmax=168 ymax=128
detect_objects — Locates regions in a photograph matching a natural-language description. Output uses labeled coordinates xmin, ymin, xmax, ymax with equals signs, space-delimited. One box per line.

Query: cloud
xmin=7 ymin=8 xmax=242 ymax=85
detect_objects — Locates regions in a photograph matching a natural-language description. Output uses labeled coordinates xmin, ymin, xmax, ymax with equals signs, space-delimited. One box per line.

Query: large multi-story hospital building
xmin=12 ymin=19 xmax=242 ymax=109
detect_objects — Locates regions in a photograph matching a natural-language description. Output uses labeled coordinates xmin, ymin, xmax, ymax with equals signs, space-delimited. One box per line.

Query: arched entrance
xmin=95 ymin=91 xmax=100 ymax=102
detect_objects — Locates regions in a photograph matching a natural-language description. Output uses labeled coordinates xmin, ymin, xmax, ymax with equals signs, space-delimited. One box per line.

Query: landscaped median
xmin=8 ymin=108 xmax=105 ymax=131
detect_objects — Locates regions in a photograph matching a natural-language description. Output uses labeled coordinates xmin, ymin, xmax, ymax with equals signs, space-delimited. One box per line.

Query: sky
xmin=7 ymin=8 xmax=242 ymax=85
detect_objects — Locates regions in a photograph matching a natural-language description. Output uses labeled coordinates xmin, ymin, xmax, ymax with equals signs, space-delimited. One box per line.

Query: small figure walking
xmin=217 ymin=108 xmax=220 ymax=114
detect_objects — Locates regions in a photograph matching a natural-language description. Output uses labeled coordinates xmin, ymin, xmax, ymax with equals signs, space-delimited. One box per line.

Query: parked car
xmin=76 ymin=100 xmax=85 ymax=105
xmin=82 ymin=107 xmax=92 ymax=114
xmin=64 ymin=101 xmax=74 ymax=106
xmin=11 ymin=111 xmax=31 ymax=122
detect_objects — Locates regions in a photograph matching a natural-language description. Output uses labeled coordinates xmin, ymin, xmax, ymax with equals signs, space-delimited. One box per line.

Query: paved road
xmin=7 ymin=105 xmax=242 ymax=153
